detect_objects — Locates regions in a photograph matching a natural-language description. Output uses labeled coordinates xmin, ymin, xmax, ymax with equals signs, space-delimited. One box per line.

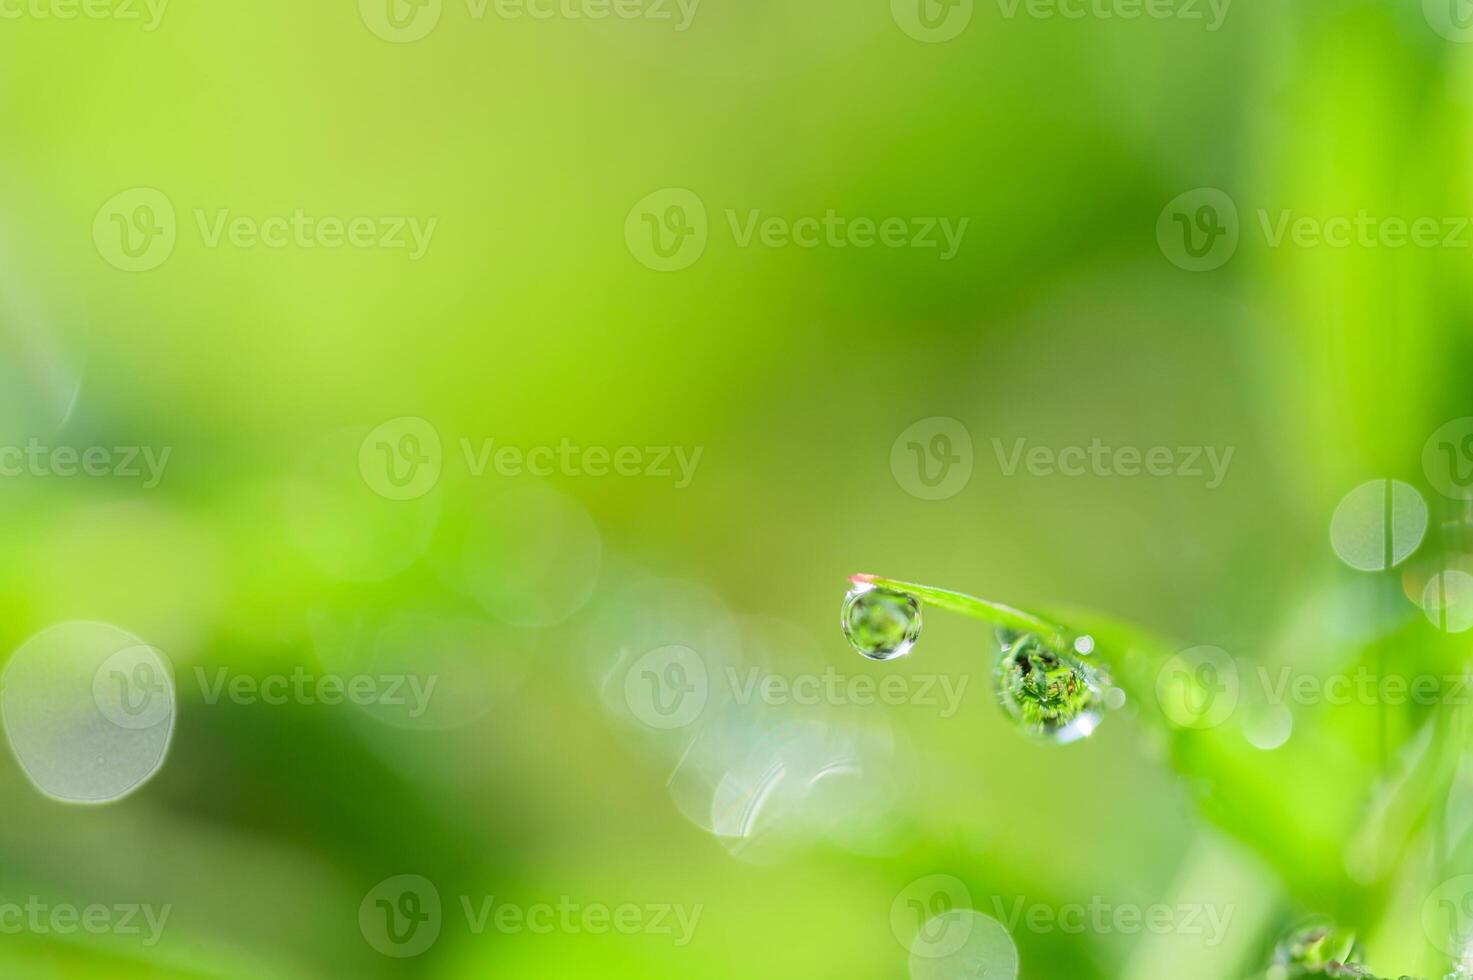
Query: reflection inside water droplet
xmin=841 ymin=584 xmax=921 ymax=661
xmin=993 ymin=631 xmax=1104 ymax=744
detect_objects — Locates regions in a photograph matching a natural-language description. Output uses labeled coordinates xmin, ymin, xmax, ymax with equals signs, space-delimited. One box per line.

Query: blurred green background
xmin=3 ymin=0 xmax=1473 ymax=976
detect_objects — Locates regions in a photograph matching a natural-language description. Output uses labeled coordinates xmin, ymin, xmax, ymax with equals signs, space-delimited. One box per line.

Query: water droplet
xmin=993 ymin=631 xmax=1104 ymax=743
xmin=841 ymin=584 xmax=921 ymax=661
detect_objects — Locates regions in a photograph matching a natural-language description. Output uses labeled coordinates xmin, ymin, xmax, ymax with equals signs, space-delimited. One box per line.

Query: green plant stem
xmin=851 ymin=573 xmax=1072 ymax=650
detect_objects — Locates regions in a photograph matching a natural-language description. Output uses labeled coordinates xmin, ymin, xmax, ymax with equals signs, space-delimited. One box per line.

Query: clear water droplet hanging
xmin=839 ymin=574 xmax=1113 ymax=743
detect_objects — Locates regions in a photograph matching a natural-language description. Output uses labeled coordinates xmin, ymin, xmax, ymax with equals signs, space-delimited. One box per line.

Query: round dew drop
xmin=841 ymin=585 xmax=921 ymax=661
xmin=993 ymin=631 xmax=1104 ymax=743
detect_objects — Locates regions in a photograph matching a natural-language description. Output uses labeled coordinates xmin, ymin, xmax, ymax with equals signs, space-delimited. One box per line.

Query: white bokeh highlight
xmin=2 ymin=621 xmax=174 ymax=803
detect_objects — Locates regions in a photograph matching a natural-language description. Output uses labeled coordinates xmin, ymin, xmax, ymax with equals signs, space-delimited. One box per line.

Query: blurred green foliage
xmin=1 ymin=0 xmax=1472 ymax=977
